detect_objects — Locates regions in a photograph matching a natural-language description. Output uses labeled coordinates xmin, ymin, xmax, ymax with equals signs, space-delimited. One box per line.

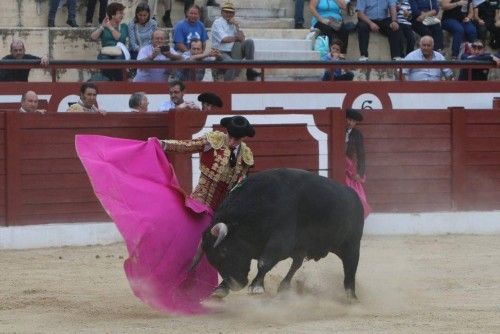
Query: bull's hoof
xmin=212 ymin=287 xmax=230 ymax=299
xmin=277 ymin=281 xmax=291 ymax=293
xmin=345 ymin=290 xmax=358 ymax=303
xmin=248 ymin=285 xmax=265 ymax=294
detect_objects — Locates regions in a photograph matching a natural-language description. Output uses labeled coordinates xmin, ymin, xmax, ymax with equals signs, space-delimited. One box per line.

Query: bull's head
xmin=189 ymin=222 xmax=251 ymax=290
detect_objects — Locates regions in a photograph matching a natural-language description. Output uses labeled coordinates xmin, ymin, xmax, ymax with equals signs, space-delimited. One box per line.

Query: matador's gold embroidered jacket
xmin=160 ymin=131 xmax=254 ymax=210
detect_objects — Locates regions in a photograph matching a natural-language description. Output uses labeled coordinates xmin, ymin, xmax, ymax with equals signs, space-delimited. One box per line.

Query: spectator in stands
xmin=183 ymin=0 xmax=221 ymax=13
xmin=396 ymin=0 xmax=416 ymax=56
xmin=149 ymin=0 xmax=172 ymax=27
xmin=410 ymin=0 xmax=444 ymax=53
xmin=129 ymin=92 xmax=150 ymax=112
xmin=67 ymin=83 xmax=105 ymax=113
xmin=158 ymin=80 xmax=199 ymax=111
xmin=321 ymin=38 xmax=354 ymax=80
xmin=91 ymin=2 xmax=129 ymax=81
xmin=441 ymin=0 xmax=478 ymax=59
xmin=295 ymin=0 xmax=305 ymax=29
xmin=150 ymin=0 xmax=220 ymax=28
xmin=0 ymin=39 xmax=49 ymax=82
xmin=473 ymin=0 xmax=500 ymax=49
xmin=48 ymin=0 xmax=78 ymax=27
xmin=403 ymin=36 xmax=455 ymax=80
xmin=309 ymin=0 xmax=354 ymax=54
xmin=211 ymin=1 xmax=261 ymax=81
xmin=198 ymin=92 xmax=223 ymax=111
xmin=128 ymin=2 xmax=158 ymax=60
xmin=85 ymin=0 xmax=108 ymax=27
xmin=134 ymin=30 xmax=183 ymax=82
xmin=177 ymin=39 xmax=223 ymax=81
xmin=459 ymin=39 xmax=500 ymax=80
xmin=356 ymin=0 xmax=405 ymax=60
xmin=19 ymin=91 xmax=46 ymax=114
xmin=173 ymin=4 xmax=209 ymax=52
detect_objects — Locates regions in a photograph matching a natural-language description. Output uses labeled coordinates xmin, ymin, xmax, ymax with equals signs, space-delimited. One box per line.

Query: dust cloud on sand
xmin=1 ymin=235 xmax=499 ymax=333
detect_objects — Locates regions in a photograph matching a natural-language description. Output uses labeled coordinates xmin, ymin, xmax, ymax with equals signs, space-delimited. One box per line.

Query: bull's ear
xmin=211 ymin=222 xmax=228 ymax=248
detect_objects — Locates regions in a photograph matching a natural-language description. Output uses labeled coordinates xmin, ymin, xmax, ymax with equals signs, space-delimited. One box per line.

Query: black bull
xmin=191 ymin=168 xmax=365 ymax=299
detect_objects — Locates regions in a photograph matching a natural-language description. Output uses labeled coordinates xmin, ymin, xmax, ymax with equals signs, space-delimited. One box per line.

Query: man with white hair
xmin=19 ymin=91 xmax=46 ymax=114
xmin=0 ymin=39 xmax=49 ymax=82
xmin=129 ymin=92 xmax=149 ymax=112
xmin=403 ymin=36 xmax=454 ymax=81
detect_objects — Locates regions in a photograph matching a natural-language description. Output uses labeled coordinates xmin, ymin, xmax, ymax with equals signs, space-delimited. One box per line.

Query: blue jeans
xmin=441 ymin=18 xmax=477 ymax=57
xmin=49 ymin=0 xmax=76 ymax=22
xmin=412 ymin=20 xmax=444 ymax=51
xmin=97 ymin=53 xmax=126 ymax=81
xmin=295 ymin=0 xmax=304 ymax=26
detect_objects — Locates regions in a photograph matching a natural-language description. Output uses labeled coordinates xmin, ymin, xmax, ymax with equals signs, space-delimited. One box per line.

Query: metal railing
xmin=0 ymin=59 xmax=497 ymax=82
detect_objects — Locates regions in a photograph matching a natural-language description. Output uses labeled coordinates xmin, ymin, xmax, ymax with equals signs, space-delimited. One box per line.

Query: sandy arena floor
xmin=1 ymin=235 xmax=499 ymax=333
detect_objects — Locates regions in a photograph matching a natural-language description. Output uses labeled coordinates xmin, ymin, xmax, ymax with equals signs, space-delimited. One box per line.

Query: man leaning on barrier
xmin=19 ymin=91 xmax=46 ymax=114
xmin=0 ymin=39 xmax=49 ymax=82
xmin=67 ymin=83 xmax=106 ymax=114
xmin=402 ymin=36 xmax=454 ymax=81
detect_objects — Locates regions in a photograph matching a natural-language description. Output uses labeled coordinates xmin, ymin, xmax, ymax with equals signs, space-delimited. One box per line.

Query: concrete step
xmin=254 ymin=50 xmax=320 ymax=61
xmin=263 ymin=68 xmax=325 ymax=78
xmin=236 ymin=17 xmax=295 ymax=29
xmin=243 ymin=28 xmax=311 ymax=40
xmin=253 ymin=39 xmax=313 ymax=51
xmin=207 ymin=6 xmax=287 ymax=19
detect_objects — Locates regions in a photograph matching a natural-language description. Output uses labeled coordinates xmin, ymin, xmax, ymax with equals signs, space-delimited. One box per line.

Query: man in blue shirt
xmin=173 ymin=4 xmax=209 ymax=52
xmin=402 ymin=36 xmax=454 ymax=81
xmin=356 ymin=0 xmax=404 ymax=60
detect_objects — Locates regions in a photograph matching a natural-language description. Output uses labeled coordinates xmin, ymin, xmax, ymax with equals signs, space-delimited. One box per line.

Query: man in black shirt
xmin=0 ymin=39 xmax=49 ymax=82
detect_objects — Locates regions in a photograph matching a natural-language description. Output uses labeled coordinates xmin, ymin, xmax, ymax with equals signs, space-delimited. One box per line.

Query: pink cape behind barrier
xmin=75 ymin=135 xmax=218 ymax=315
xmin=345 ymin=157 xmax=372 ymax=219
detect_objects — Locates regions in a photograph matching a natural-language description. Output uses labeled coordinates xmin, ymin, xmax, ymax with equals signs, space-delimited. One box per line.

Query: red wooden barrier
xmin=0 ymin=107 xmax=499 ymax=226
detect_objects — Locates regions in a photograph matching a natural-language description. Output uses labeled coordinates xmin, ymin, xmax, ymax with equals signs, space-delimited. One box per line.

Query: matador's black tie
xmin=229 ymin=149 xmax=236 ymax=168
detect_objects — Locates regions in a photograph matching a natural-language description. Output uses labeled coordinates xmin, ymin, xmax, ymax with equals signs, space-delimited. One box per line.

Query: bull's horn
xmin=187 ymin=241 xmax=204 ymax=272
xmin=211 ymin=222 xmax=228 ymax=248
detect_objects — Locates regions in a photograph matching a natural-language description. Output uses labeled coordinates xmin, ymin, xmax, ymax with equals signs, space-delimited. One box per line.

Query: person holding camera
xmin=134 ymin=30 xmax=183 ymax=82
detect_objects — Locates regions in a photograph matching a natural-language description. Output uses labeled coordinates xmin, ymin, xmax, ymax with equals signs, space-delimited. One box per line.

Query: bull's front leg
xmin=248 ymin=258 xmax=278 ymax=294
xmin=277 ymin=255 xmax=304 ymax=293
xmin=212 ymin=280 xmax=230 ymax=298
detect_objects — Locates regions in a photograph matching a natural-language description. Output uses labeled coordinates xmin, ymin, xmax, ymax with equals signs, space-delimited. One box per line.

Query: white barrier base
xmin=364 ymin=211 xmax=500 ymax=235
xmin=0 ymin=222 xmax=121 ymax=250
xmin=1 ymin=211 xmax=500 ymax=249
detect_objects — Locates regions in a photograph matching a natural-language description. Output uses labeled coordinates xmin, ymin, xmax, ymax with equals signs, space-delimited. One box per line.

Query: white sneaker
xmin=392 ymin=57 xmax=403 ymax=61
xmin=358 ymin=56 xmax=368 ymax=61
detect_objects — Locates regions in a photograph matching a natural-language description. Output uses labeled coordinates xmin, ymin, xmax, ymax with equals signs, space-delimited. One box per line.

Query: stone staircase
xmin=252 ymin=37 xmax=322 ymax=80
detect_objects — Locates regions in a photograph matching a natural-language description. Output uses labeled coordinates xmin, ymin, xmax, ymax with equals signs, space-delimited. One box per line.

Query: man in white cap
xmin=211 ymin=1 xmax=261 ymax=81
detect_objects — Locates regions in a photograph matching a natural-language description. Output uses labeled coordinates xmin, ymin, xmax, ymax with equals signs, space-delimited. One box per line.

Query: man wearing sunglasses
xmin=459 ymin=40 xmax=500 ymax=80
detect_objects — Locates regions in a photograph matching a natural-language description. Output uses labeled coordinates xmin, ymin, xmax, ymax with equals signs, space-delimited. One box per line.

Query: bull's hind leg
xmin=340 ymin=242 xmax=360 ymax=301
xmin=277 ymin=255 xmax=304 ymax=293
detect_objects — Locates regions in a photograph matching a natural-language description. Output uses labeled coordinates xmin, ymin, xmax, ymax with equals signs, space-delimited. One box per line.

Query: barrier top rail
xmin=0 ymin=59 xmax=497 ymax=82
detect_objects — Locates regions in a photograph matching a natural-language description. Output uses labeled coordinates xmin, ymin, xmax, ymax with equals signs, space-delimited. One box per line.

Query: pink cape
xmin=345 ymin=157 xmax=372 ymax=219
xmin=75 ymin=135 xmax=218 ymax=315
